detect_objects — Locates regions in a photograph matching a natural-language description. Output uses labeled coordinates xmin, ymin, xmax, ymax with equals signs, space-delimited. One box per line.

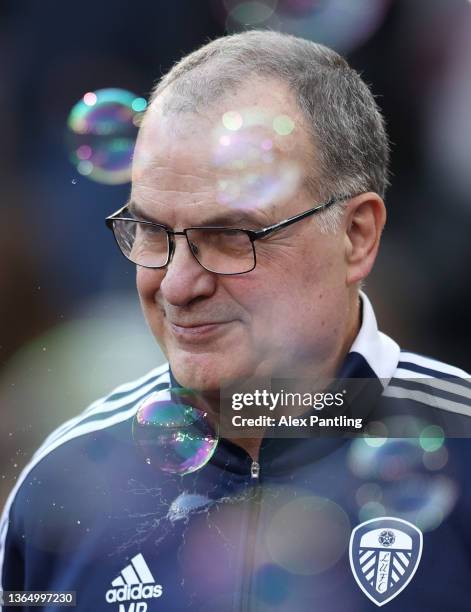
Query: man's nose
xmin=159 ymin=235 xmax=217 ymax=306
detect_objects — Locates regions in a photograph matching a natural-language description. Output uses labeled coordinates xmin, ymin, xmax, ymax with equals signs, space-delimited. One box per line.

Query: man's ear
xmin=344 ymin=192 xmax=386 ymax=285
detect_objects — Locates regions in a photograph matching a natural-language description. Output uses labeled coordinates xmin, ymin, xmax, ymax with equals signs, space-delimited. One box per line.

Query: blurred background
xmin=0 ymin=0 xmax=470 ymax=508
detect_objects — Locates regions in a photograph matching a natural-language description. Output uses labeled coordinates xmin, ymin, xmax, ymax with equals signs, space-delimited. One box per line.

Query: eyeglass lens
xmin=112 ymin=220 xmax=255 ymax=274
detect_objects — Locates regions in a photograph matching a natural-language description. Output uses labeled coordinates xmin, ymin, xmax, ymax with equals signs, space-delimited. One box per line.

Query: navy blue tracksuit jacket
xmin=1 ymin=294 xmax=470 ymax=611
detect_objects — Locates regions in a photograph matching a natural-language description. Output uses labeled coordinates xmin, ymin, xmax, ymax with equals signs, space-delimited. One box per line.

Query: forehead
xmin=131 ymin=77 xmax=314 ymax=224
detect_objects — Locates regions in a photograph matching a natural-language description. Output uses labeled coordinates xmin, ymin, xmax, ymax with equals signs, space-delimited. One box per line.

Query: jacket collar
xmin=345 ymin=291 xmax=400 ymax=385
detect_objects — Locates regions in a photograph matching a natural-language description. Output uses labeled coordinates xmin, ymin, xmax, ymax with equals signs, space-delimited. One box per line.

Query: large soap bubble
xmin=212 ymin=107 xmax=302 ymax=211
xmin=348 ymin=435 xmax=458 ymax=532
xmin=133 ymin=388 xmax=218 ymax=475
xmin=217 ymin=0 xmax=392 ymax=54
xmin=67 ymin=88 xmax=147 ymax=185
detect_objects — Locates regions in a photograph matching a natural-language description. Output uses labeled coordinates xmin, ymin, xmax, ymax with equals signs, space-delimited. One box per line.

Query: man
xmin=1 ymin=31 xmax=469 ymax=611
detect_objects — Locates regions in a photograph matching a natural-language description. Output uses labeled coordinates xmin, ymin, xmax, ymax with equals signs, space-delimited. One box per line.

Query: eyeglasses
xmin=105 ymin=194 xmax=352 ymax=275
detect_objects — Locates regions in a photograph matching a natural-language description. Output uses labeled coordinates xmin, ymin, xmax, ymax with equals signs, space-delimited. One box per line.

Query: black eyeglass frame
xmin=105 ymin=194 xmax=353 ymax=275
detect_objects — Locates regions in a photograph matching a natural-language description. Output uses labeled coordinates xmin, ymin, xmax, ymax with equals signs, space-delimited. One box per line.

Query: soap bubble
xmin=278 ymin=0 xmax=392 ymax=54
xmin=133 ymin=388 xmax=218 ymax=475
xmin=272 ymin=114 xmax=295 ymax=136
xmin=216 ymin=0 xmax=392 ymax=54
xmin=363 ymin=420 xmax=388 ymax=447
xmin=212 ymin=108 xmax=301 ymax=210
xmin=358 ymin=501 xmax=386 ymax=523
xmin=348 ymin=437 xmax=423 ymax=480
xmin=381 ymin=474 xmax=458 ymax=532
xmin=355 ymin=482 xmax=383 ymax=507
xmin=253 ymin=564 xmax=292 ymax=605
xmin=349 ymin=437 xmax=458 ymax=532
xmin=419 ymin=425 xmax=445 ymax=452
xmin=224 ymin=0 xmax=277 ymax=30
xmin=67 ymin=88 xmax=147 ymax=185
xmin=266 ymin=495 xmax=350 ymax=575
xmin=422 ymin=446 xmax=449 ymax=471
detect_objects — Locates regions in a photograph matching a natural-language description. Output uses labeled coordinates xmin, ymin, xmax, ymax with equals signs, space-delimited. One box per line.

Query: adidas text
xmin=106 ymin=584 xmax=163 ymax=604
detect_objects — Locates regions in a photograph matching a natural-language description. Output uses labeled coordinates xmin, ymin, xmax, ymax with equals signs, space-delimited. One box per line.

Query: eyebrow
xmin=126 ymin=200 xmax=267 ymax=229
xmin=127 ymin=201 xmax=158 ymax=222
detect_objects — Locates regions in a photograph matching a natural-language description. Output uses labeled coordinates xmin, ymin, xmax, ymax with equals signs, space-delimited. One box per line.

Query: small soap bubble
xmin=76 ymin=145 xmax=92 ymax=160
xmin=222 ymin=111 xmax=243 ymax=131
xmin=273 ymin=115 xmax=295 ymax=136
xmin=67 ymin=88 xmax=147 ymax=185
xmin=131 ymin=97 xmax=147 ymax=113
xmin=349 ymin=437 xmax=422 ymax=481
xmin=423 ymin=446 xmax=448 ymax=471
xmin=225 ymin=0 xmax=277 ymax=29
xmin=419 ymin=425 xmax=444 ymax=452
xmin=363 ymin=420 xmax=388 ymax=447
xmin=358 ymin=501 xmax=386 ymax=522
xmin=355 ymin=482 xmax=383 ymax=507
xmin=77 ymin=160 xmax=93 ymax=176
xmin=83 ymin=92 xmax=97 ymax=106
xmin=133 ymin=388 xmax=218 ymax=475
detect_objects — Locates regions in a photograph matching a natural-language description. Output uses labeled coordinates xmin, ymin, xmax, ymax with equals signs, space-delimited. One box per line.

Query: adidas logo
xmin=105 ymin=553 xmax=163 ymax=611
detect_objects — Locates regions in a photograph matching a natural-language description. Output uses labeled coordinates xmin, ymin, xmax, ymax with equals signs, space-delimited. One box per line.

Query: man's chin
xmin=168 ymin=352 xmax=250 ymax=392
xmin=170 ymin=366 xmax=228 ymax=393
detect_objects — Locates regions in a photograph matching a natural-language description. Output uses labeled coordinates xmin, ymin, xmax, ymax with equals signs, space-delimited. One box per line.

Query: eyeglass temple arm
xmin=106 ymin=204 xmax=128 ymax=220
xmin=250 ymin=196 xmax=344 ymax=240
xmin=105 ymin=204 xmax=129 ymax=230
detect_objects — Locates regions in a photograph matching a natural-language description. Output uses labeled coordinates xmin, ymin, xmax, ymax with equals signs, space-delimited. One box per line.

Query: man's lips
xmin=168 ymin=320 xmax=235 ymax=339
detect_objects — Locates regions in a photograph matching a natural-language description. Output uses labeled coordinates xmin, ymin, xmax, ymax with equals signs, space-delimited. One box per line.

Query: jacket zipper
xmin=250 ymin=460 xmax=260 ymax=479
xmin=237 ymin=460 xmax=262 ymax=611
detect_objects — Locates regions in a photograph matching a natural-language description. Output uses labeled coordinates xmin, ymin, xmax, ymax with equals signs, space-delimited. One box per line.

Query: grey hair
xmin=148 ymin=30 xmax=390 ymax=232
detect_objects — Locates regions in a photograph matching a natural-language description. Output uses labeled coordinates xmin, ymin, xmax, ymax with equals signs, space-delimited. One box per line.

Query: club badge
xmin=349 ymin=517 xmax=423 ymax=607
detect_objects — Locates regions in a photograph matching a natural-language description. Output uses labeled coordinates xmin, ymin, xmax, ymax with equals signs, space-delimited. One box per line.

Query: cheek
xmin=136 ymin=267 xmax=164 ymax=304
xmin=292 ymin=255 xmax=345 ymax=317
xmin=246 ymin=255 xmax=343 ymax=334
xmin=297 ymin=238 xmax=346 ymax=295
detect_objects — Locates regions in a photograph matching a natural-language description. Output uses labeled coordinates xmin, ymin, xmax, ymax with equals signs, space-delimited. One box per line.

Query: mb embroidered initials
xmin=105 ymin=553 xmax=163 ymax=611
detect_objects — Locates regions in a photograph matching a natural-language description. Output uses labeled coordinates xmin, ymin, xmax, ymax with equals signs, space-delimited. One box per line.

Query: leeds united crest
xmin=349 ymin=517 xmax=423 ymax=607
